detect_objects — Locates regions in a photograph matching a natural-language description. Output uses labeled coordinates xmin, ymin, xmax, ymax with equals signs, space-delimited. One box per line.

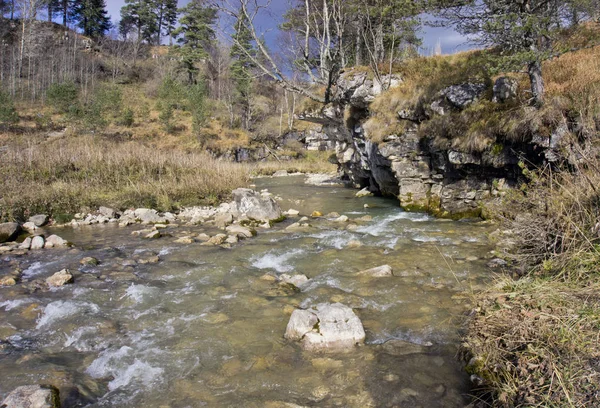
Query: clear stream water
xmin=0 ymin=176 xmax=495 ymax=407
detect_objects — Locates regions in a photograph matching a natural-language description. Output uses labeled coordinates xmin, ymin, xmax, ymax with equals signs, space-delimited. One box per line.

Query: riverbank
xmin=0 ymin=132 xmax=336 ymax=223
xmin=462 ymin=157 xmax=600 ymax=407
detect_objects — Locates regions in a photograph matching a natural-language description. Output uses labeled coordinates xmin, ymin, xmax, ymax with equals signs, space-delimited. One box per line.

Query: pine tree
xmin=120 ymin=0 xmax=157 ymax=44
xmin=74 ymin=0 xmax=111 ymax=38
xmin=58 ymin=0 xmax=73 ymax=26
xmin=230 ymin=12 xmax=256 ymax=129
xmin=435 ymin=0 xmax=594 ymax=107
xmin=173 ymin=0 xmax=216 ymax=83
xmin=153 ymin=0 xmax=177 ymax=45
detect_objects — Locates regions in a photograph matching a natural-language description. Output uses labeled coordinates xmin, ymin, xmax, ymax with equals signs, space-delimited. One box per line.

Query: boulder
xmin=0 ymin=223 xmax=21 ymax=243
xmin=214 ymin=213 xmax=234 ymax=228
xmin=230 ymin=189 xmax=283 ymax=222
xmin=201 ymin=234 xmax=227 ymax=246
xmin=1 ymin=384 xmax=60 ymax=408
xmin=279 ymin=274 xmax=309 ymax=287
xmin=0 ymin=276 xmax=17 ymax=286
xmin=22 ymin=222 xmax=38 ymax=232
xmin=493 ymin=77 xmax=518 ymax=103
xmin=134 ymin=209 xmax=166 ymax=224
xmin=44 ymin=235 xmax=69 ymax=248
xmin=46 ymin=269 xmax=74 ymax=287
xmin=225 ymin=235 xmax=239 ymax=244
xmin=30 ymin=236 xmax=45 ymax=250
xmin=28 ymin=214 xmax=49 ymax=227
xmin=442 ymin=83 xmax=486 ymax=110
xmin=143 ymin=231 xmax=161 ymax=239
xmin=225 ymin=224 xmax=255 ymax=239
xmin=358 ymin=265 xmax=393 ymax=277
xmin=273 ymin=170 xmax=289 ymax=177
xmin=333 ymin=215 xmax=349 ymax=223
xmin=285 ymin=303 xmax=366 ymax=352
xmin=19 ymin=237 xmax=32 ymax=250
xmin=98 ymin=206 xmax=117 ymax=218
xmin=80 ymin=257 xmax=99 ymax=266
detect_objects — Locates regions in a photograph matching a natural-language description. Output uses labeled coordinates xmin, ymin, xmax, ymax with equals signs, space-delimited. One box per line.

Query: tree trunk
xmin=355 ymin=18 xmax=363 ymax=66
xmin=528 ymin=60 xmax=544 ymax=107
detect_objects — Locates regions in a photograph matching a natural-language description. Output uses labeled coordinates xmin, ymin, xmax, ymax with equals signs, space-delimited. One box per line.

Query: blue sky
xmin=105 ymin=0 xmax=471 ymax=54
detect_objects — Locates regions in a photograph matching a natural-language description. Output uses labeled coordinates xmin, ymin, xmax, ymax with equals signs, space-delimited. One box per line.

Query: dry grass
xmin=250 ymin=151 xmax=337 ymax=176
xmin=464 ymin=152 xmax=600 ymax=407
xmin=463 ymin=275 xmax=600 ymax=407
xmin=0 ymin=133 xmax=251 ymax=221
xmin=365 ymin=50 xmax=492 ymax=143
xmin=364 ymin=28 xmax=600 ymax=153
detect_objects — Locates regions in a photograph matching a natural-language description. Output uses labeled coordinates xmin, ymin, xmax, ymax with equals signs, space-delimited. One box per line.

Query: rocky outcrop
xmin=285 ymin=303 xmax=366 ymax=352
xmin=296 ymin=71 xmax=536 ymax=218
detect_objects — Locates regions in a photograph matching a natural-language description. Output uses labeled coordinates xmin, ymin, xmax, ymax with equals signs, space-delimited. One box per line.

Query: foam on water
xmin=86 ymin=346 xmax=164 ymax=391
xmin=121 ymin=284 xmax=160 ymax=303
xmin=36 ymin=301 xmax=100 ymax=329
xmin=356 ymin=211 xmax=432 ymax=237
xmin=310 ymin=230 xmax=358 ymax=250
xmin=64 ymin=325 xmax=107 ymax=352
xmin=250 ymin=249 xmax=305 ymax=273
xmin=21 ymin=261 xmax=48 ymax=278
xmin=0 ymin=299 xmax=32 ymax=311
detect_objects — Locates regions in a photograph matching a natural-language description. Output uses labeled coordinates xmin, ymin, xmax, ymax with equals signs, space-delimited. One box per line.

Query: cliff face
xmin=300 ymin=71 xmax=573 ymax=218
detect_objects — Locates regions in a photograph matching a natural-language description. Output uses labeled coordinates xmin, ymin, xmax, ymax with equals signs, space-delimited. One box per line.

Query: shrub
xmin=117 ymin=108 xmax=135 ymax=127
xmin=187 ymin=82 xmax=207 ymax=134
xmin=0 ymin=90 xmax=19 ymax=125
xmin=46 ymin=82 xmax=79 ymax=113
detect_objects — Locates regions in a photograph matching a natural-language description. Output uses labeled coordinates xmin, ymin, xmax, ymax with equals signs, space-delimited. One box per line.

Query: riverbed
xmin=0 ymin=175 xmax=494 ymax=407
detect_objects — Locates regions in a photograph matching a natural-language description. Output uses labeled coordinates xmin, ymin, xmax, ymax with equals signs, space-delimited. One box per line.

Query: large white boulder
xmin=230 ymin=188 xmax=282 ymax=222
xmin=285 ymin=303 xmax=365 ymax=352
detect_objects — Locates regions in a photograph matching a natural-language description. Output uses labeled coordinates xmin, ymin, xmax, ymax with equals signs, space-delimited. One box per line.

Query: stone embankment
xmin=299 ymin=71 xmax=577 ymax=218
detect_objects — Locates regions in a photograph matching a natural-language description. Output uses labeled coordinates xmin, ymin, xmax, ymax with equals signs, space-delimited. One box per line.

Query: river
xmin=0 ymin=175 xmax=494 ymax=407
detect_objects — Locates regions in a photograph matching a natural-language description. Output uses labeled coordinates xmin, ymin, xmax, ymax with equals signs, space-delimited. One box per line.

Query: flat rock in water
xmin=0 ymin=223 xmax=21 ymax=243
xmin=225 ymin=224 xmax=255 ymax=238
xmin=357 ymin=265 xmax=393 ymax=277
xmin=285 ymin=303 xmax=365 ymax=352
xmin=355 ymin=188 xmax=373 ymax=198
xmin=279 ymin=274 xmax=309 ymax=287
xmin=46 ymin=269 xmax=74 ymax=287
xmin=1 ymin=384 xmax=60 ymax=408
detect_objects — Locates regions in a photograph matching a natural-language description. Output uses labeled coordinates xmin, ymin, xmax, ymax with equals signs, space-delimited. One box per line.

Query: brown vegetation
xmin=463 ymin=154 xmax=600 ymax=407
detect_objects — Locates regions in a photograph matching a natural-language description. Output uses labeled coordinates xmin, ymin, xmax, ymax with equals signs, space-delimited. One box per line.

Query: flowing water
xmin=0 ymin=176 xmax=495 ymax=407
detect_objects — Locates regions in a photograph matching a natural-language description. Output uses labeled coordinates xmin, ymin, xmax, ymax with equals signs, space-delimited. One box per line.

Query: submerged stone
xmin=357 ymin=265 xmax=393 ymax=277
